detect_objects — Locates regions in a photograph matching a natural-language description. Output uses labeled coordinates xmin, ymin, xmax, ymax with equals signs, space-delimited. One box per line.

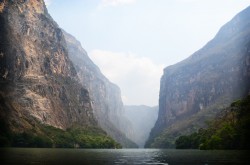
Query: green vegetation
xmin=145 ymin=96 xmax=230 ymax=148
xmin=175 ymin=95 xmax=250 ymax=150
xmin=0 ymin=123 xmax=121 ymax=149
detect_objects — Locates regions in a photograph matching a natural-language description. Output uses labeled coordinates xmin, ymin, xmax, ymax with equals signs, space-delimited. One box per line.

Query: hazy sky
xmin=46 ymin=0 xmax=250 ymax=106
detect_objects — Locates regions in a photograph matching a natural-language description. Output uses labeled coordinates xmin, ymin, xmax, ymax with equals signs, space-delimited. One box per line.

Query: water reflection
xmin=0 ymin=148 xmax=249 ymax=165
xmin=112 ymin=149 xmax=168 ymax=165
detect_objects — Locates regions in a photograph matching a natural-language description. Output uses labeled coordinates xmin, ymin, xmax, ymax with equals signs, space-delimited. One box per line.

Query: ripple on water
xmin=0 ymin=148 xmax=249 ymax=165
xmin=113 ymin=150 xmax=169 ymax=165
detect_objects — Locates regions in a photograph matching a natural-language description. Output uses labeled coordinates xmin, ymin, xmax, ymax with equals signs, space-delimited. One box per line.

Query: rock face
xmin=0 ymin=0 xmax=97 ymax=132
xmin=124 ymin=105 xmax=158 ymax=147
xmin=146 ymin=6 xmax=250 ymax=148
xmin=63 ymin=31 xmax=137 ymax=148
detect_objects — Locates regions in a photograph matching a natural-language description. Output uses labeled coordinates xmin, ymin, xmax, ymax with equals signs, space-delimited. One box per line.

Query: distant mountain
xmin=146 ymin=6 xmax=250 ymax=148
xmin=124 ymin=105 xmax=158 ymax=147
xmin=63 ymin=31 xmax=137 ymax=148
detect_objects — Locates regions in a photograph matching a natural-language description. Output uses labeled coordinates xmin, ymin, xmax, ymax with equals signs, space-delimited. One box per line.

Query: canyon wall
xmin=0 ymin=0 xmax=98 ymax=132
xmin=63 ymin=31 xmax=137 ymax=147
xmin=146 ymin=6 xmax=250 ymax=148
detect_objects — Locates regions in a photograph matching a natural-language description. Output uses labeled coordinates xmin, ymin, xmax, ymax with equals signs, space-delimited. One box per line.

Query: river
xmin=0 ymin=148 xmax=249 ymax=165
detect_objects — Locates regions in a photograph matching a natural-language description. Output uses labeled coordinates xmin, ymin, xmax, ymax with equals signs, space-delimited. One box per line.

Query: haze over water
xmin=1 ymin=148 xmax=249 ymax=165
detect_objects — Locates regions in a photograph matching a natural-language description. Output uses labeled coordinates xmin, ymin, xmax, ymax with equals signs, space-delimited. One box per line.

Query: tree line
xmin=175 ymin=95 xmax=250 ymax=150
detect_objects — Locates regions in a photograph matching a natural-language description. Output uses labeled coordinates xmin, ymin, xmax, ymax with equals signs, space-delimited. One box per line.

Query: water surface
xmin=0 ymin=148 xmax=249 ymax=165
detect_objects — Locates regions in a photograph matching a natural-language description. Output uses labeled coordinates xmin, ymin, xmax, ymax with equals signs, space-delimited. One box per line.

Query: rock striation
xmin=146 ymin=6 xmax=250 ymax=148
xmin=0 ymin=0 xmax=97 ymax=133
xmin=63 ymin=31 xmax=137 ymax=148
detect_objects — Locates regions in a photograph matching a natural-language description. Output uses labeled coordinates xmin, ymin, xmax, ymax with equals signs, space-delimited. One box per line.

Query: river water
xmin=0 ymin=148 xmax=249 ymax=165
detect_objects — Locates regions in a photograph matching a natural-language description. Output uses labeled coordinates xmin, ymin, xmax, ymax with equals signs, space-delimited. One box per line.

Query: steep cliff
xmin=63 ymin=31 xmax=137 ymax=148
xmin=146 ymin=6 xmax=250 ymax=148
xmin=0 ymin=0 xmax=113 ymax=146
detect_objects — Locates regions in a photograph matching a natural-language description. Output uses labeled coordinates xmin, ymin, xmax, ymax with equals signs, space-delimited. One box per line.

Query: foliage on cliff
xmin=0 ymin=121 xmax=121 ymax=149
xmin=175 ymin=95 xmax=250 ymax=150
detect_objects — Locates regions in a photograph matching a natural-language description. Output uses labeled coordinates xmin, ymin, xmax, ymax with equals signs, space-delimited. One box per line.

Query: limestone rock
xmin=0 ymin=0 xmax=96 ymax=132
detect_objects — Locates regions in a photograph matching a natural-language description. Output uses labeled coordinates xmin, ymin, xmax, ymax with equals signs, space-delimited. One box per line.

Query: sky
xmin=46 ymin=0 xmax=250 ymax=106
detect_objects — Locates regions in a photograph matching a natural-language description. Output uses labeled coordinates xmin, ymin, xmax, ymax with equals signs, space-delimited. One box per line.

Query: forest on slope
xmin=175 ymin=95 xmax=250 ymax=150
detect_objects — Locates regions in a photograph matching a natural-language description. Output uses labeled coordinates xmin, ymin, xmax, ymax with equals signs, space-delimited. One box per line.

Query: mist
xmin=124 ymin=105 xmax=158 ymax=147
